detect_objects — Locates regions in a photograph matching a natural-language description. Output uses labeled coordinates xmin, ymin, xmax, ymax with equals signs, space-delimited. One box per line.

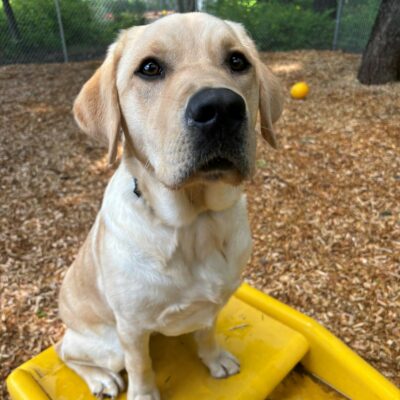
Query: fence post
xmin=332 ymin=0 xmax=344 ymax=50
xmin=53 ymin=0 xmax=68 ymax=62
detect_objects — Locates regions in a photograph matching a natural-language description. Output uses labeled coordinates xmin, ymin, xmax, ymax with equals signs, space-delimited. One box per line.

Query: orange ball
xmin=290 ymin=82 xmax=310 ymax=99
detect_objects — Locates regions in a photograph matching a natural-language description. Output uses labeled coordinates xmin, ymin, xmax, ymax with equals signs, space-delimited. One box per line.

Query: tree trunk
xmin=313 ymin=0 xmax=336 ymax=18
xmin=358 ymin=0 xmax=400 ymax=85
xmin=2 ymin=0 xmax=21 ymax=40
xmin=177 ymin=0 xmax=196 ymax=13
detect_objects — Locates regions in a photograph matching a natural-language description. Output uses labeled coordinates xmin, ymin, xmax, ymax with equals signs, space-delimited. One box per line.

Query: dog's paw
xmin=86 ymin=369 xmax=125 ymax=398
xmin=127 ymin=388 xmax=161 ymax=400
xmin=130 ymin=389 xmax=160 ymax=400
xmin=134 ymin=394 xmax=160 ymax=400
xmin=204 ymin=350 xmax=240 ymax=378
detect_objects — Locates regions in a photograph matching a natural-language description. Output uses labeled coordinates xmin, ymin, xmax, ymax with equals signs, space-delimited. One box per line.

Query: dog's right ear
xmin=73 ymin=36 xmax=125 ymax=164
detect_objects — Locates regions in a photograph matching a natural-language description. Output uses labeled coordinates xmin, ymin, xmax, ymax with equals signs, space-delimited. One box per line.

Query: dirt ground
xmin=1 ymin=51 xmax=399 ymax=398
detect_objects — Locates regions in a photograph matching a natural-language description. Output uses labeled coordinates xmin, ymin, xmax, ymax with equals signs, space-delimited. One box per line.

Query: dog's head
xmin=73 ymin=13 xmax=283 ymax=189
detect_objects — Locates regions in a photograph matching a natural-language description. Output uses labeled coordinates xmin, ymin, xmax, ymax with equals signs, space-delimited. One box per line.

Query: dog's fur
xmin=57 ymin=12 xmax=282 ymax=400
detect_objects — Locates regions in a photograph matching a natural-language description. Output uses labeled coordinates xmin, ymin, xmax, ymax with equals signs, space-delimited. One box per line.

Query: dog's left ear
xmin=225 ymin=21 xmax=283 ymax=148
xmin=73 ymin=33 xmax=126 ymax=164
xmin=257 ymin=63 xmax=283 ymax=148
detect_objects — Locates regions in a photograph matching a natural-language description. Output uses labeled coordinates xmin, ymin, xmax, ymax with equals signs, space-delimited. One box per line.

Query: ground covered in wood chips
xmin=1 ymin=51 xmax=399 ymax=398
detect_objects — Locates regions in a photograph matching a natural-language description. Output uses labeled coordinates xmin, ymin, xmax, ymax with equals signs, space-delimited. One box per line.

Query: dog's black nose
xmin=185 ymin=88 xmax=246 ymax=133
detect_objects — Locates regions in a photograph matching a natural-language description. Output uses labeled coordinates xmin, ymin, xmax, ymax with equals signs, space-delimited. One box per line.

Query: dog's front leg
xmin=117 ymin=323 xmax=160 ymax=400
xmin=194 ymin=321 xmax=240 ymax=379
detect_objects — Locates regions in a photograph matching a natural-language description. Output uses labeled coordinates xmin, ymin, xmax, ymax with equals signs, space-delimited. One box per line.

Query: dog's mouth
xmin=198 ymin=156 xmax=236 ymax=172
xmin=168 ymin=154 xmax=249 ymax=189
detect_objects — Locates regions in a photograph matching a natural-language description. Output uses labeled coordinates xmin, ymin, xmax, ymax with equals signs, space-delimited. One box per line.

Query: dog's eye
xmin=137 ymin=58 xmax=164 ymax=79
xmin=228 ymin=52 xmax=250 ymax=73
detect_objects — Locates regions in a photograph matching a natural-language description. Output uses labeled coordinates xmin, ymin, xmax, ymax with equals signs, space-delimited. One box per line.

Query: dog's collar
xmin=133 ymin=177 xmax=142 ymax=198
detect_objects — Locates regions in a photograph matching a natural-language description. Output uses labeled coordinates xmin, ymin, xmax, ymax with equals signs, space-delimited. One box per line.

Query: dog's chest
xmin=143 ymin=212 xmax=250 ymax=335
xmin=103 ymin=177 xmax=252 ymax=336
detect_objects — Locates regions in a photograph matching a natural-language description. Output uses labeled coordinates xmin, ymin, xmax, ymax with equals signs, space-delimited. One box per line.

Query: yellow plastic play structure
xmin=6 ymin=283 xmax=400 ymax=400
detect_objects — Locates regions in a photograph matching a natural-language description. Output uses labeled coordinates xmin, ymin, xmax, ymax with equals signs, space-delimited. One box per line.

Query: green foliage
xmin=1 ymin=0 xmax=60 ymax=57
xmin=204 ymin=0 xmax=334 ymax=51
xmin=0 ymin=0 xmax=145 ymax=63
xmin=0 ymin=0 xmax=382 ymax=63
xmin=337 ymin=0 xmax=380 ymax=52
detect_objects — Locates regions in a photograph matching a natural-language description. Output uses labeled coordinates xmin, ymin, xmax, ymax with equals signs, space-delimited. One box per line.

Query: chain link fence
xmin=334 ymin=0 xmax=380 ymax=52
xmin=0 ymin=0 xmax=380 ymax=65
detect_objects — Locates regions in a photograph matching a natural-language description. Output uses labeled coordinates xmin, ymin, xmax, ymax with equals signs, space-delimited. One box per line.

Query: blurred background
xmin=0 ymin=0 xmax=381 ymax=64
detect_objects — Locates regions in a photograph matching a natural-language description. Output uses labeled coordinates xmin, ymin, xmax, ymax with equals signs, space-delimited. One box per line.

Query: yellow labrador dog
xmin=57 ymin=12 xmax=282 ymax=400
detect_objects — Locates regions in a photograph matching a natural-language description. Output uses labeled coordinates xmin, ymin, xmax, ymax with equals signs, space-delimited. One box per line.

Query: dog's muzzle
xmin=184 ymin=88 xmax=249 ymax=178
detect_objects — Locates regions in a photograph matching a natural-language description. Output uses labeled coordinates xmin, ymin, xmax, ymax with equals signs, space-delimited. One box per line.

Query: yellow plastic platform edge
xmin=7 ymin=369 xmax=50 ymax=400
xmin=236 ymin=283 xmax=400 ymax=400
